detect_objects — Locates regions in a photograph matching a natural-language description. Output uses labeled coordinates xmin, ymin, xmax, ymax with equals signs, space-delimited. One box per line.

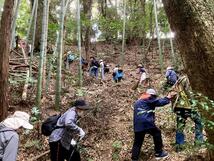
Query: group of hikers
xmin=64 ymin=51 xmax=126 ymax=83
xmin=0 ymin=63 xmax=204 ymax=161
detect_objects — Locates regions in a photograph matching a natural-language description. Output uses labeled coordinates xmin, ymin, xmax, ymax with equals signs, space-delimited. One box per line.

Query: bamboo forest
xmin=0 ymin=0 xmax=214 ymax=161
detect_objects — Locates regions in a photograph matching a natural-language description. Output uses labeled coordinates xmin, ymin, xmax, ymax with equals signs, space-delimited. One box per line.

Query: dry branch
xmin=10 ymin=49 xmax=23 ymax=57
xmin=22 ymin=70 xmax=29 ymax=100
xmin=29 ymin=150 xmax=50 ymax=161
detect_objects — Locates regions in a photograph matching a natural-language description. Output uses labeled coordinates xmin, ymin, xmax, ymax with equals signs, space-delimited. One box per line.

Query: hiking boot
xmin=155 ymin=151 xmax=168 ymax=160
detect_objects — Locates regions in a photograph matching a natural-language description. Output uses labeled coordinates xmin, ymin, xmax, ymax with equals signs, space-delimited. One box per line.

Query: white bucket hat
xmin=146 ymin=89 xmax=157 ymax=96
xmin=167 ymin=66 xmax=173 ymax=70
xmin=2 ymin=111 xmax=33 ymax=130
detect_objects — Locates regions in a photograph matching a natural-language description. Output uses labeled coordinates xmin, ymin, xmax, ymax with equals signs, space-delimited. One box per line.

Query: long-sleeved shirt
xmin=0 ymin=124 xmax=19 ymax=161
xmin=49 ymin=107 xmax=81 ymax=150
xmin=133 ymin=96 xmax=170 ymax=132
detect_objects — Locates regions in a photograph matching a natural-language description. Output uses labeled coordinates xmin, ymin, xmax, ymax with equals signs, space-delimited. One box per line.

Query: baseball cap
xmin=146 ymin=89 xmax=157 ymax=96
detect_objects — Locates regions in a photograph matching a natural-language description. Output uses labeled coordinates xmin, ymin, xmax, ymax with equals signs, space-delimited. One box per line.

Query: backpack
xmin=171 ymin=76 xmax=192 ymax=110
xmin=167 ymin=70 xmax=178 ymax=86
xmin=94 ymin=60 xmax=100 ymax=68
xmin=41 ymin=114 xmax=62 ymax=136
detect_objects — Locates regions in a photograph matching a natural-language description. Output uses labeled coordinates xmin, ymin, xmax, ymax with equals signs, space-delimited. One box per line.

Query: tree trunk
xmin=34 ymin=0 xmax=43 ymax=51
xmin=0 ymin=0 xmax=15 ymax=121
xmin=10 ymin=0 xmax=21 ymax=49
xmin=77 ymin=0 xmax=83 ymax=88
xmin=162 ymin=0 xmax=214 ymax=159
xmin=55 ymin=0 xmax=65 ymax=110
xmin=36 ymin=0 xmax=49 ymax=108
xmin=120 ymin=0 xmax=126 ymax=65
xmin=83 ymin=0 xmax=92 ymax=61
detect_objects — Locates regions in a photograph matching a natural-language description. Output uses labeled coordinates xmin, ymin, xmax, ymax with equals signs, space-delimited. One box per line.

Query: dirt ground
xmin=9 ymin=44 xmax=206 ymax=161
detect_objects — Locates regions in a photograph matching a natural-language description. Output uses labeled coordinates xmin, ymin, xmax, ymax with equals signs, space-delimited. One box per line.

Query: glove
xmin=70 ymin=139 xmax=77 ymax=146
xmin=167 ymin=91 xmax=177 ymax=99
xmin=79 ymin=128 xmax=85 ymax=140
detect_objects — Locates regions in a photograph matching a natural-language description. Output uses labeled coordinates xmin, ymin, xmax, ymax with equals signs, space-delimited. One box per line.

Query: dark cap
xmin=74 ymin=100 xmax=91 ymax=110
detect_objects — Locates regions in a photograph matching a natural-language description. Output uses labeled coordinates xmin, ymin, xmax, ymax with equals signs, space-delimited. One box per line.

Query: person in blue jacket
xmin=131 ymin=89 xmax=176 ymax=161
xmin=113 ymin=65 xmax=124 ymax=83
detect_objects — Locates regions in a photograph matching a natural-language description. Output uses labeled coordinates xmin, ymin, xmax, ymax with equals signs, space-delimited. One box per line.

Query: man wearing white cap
xmin=131 ymin=89 xmax=176 ymax=161
xmin=0 ymin=111 xmax=33 ymax=161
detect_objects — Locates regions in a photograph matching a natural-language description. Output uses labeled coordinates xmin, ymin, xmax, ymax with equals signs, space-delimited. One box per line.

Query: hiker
xmin=104 ymin=64 xmax=110 ymax=74
xmin=89 ymin=56 xmax=99 ymax=78
xmin=137 ymin=64 xmax=149 ymax=87
xmin=81 ymin=57 xmax=88 ymax=72
xmin=171 ymin=73 xmax=203 ymax=152
xmin=49 ymin=99 xmax=91 ymax=161
xmin=113 ymin=65 xmax=124 ymax=83
xmin=0 ymin=111 xmax=33 ymax=161
xmin=131 ymin=89 xmax=176 ymax=161
xmin=65 ymin=51 xmax=75 ymax=69
xmin=165 ymin=66 xmax=178 ymax=86
xmin=99 ymin=59 xmax=105 ymax=80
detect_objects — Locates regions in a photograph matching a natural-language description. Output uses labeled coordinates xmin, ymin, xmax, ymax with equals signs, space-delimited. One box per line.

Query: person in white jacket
xmin=0 ymin=111 xmax=33 ymax=161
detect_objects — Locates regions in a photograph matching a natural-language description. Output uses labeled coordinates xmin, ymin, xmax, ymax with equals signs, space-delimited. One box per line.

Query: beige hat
xmin=2 ymin=111 xmax=33 ymax=130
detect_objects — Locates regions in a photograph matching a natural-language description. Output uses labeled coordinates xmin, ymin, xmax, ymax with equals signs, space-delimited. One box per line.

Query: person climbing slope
xmin=113 ymin=65 xmax=124 ymax=83
xmin=170 ymin=70 xmax=203 ymax=152
xmin=49 ymin=99 xmax=91 ymax=161
xmin=132 ymin=89 xmax=176 ymax=161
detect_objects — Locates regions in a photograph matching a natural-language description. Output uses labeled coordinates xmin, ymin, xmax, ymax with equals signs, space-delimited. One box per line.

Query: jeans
xmin=131 ymin=127 xmax=163 ymax=160
xmin=175 ymin=108 xmax=203 ymax=145
xmin=49 ymin=141 xmax=81 ymax=161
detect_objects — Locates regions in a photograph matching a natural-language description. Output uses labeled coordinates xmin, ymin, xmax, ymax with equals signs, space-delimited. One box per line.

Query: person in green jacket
xmin=171 ymin=73 xmax=203 ymax=152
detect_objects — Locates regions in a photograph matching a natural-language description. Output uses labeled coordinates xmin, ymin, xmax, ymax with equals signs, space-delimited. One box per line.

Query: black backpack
xmin=41 ymin=114 xmax=62 ymax=136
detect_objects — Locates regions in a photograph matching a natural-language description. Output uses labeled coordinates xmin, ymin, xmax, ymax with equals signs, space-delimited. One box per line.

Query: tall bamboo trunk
xmin=153 ymin=0 xmax=163 ymax=73
xmin=42 ymin=0 xmax=49 ymax=96
xmin=36 ymin=0 xmax=49 ymax=107
xmin=120 ymin=0 xmax=126 ymax=65
xmin=77 ymin=0 xmax=83 ymax=88
xmin=55 ymin=0 xmax=65 ymax=110
xmin=29 ymin=0 xmax=38 ymax=78
xmin=0 ymin=0 xmax=15 ymax=120
xmin=162 ymin=0 xmax=214 ymax=159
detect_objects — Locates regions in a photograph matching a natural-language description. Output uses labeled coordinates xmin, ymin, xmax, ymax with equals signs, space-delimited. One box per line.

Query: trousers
xmin=175 ymin=108 xmax=203 ymax=145
xmin=49 ymin=141 xmax=81 ymax=161
xmin=131 ymin=127 xmax=163 ymax=160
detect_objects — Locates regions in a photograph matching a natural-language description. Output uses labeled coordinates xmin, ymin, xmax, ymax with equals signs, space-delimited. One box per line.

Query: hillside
xmin=8 ymin=43 xmax=206 ymax=161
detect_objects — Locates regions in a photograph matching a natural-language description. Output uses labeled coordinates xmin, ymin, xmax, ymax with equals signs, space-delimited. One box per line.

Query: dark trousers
xmin=131 ymin=127 xmax=163 ymax=160
xmin=49 ymin=141 xmax=81 ymax=161
xmin=175 ymin=108 xmax=203 ymax=145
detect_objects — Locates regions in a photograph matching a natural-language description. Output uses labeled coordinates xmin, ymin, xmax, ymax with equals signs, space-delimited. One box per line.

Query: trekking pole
xmin=68 ymin=144 xmax=77 ymax=161
xmin=68 ymin=138 xmax=80 ymax=161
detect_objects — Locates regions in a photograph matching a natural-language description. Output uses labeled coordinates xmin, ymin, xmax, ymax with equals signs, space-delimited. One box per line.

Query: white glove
xmin=70 ymin=139 xmax=77 ymax=146
xmin=79 ymin=128 xmax=85 ymax=140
